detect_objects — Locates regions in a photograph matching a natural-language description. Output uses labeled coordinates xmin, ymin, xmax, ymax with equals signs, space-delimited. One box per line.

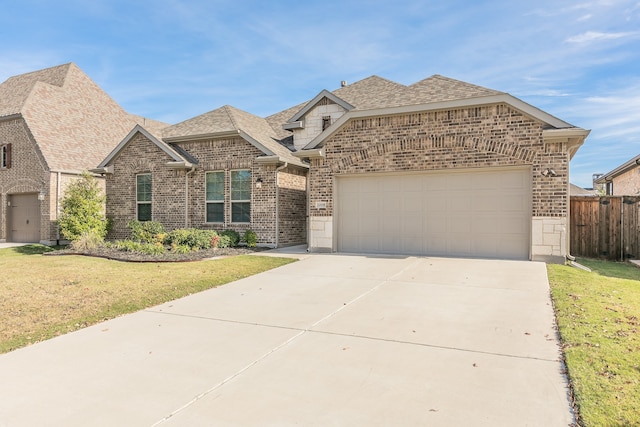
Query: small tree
xmin=58 ymin=172 xmax=108 ymax=241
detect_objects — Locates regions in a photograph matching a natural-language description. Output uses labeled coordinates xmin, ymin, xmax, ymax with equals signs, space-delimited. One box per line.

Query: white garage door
xmin=337 ymin=168 xmax=531 ymax=259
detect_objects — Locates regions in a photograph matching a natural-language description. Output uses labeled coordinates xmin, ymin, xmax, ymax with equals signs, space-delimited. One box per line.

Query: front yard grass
xmin=547 ymin=258 xmax=640 ymax=427
xmin=0 ymin=245 xmax=295 ymax=354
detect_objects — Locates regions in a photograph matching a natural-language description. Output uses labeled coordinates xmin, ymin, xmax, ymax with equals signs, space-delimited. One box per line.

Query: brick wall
xmin=277 ymin=169 xmax=307 ymax=246
xmin=106 ymin=132 xmax=308 ymax=247
xmin=612 ymin=166 xmax=640 ymax=195
xmin=0 ymin=118 xmax=50 ymax=242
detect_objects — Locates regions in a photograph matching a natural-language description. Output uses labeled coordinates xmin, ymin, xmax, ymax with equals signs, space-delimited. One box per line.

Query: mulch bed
xmin=45 ymin=245 xmax=268 ymax=262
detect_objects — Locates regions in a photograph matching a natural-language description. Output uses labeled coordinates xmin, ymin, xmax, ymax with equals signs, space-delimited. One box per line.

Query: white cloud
xmin=566 ymin=30 xmax=638 ymax=43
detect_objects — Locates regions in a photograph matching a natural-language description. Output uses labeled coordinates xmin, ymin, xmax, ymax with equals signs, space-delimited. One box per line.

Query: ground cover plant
xmin=0 ymin=245 xmax=295 ymax=354
xmin=547 ymin=259 xmax=640 ymax=426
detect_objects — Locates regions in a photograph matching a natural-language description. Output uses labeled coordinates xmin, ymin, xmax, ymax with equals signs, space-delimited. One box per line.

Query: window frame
xmin=205 ymin=171 xmax=225 ymax=223
xmin=0 ymin=143 xmax=11 ymax=169
xmin=230 ymin=169 xmax=251 ymax=223
xmin=136 ymin=173 xmax=152 ymax=222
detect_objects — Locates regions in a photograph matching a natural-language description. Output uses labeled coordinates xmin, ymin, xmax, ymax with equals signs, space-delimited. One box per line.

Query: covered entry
xmin=336 ymin=167 xmax=531 ymax=259
xmin=7 ymin=193 xmax=41 ymax=243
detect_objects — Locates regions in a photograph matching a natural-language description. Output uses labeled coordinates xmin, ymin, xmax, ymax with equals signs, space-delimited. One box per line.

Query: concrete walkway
xmin=0 ymin=253 xmax=573 ymax=426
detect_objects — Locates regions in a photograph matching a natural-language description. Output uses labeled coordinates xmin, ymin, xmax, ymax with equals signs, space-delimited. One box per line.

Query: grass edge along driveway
xmin=0 ymin=245 xmax=295 ymax=354
xmin=547 ymin=259 xmax=640 ymax=427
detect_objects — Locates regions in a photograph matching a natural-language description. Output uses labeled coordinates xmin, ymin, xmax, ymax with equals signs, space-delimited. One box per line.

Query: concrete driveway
xmin=0 ymin=253 xmax=573 ymax=426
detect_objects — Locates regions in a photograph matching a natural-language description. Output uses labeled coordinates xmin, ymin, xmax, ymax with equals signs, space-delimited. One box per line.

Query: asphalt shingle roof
xmin=0 ymin=63 xmax=168 ymax=172
xmin=163 ymin=105 xmax=303 ymax=165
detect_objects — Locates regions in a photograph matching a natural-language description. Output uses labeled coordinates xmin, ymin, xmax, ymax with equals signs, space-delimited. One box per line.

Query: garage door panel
xmin=337 ymin=168 xmax=530 ymax=259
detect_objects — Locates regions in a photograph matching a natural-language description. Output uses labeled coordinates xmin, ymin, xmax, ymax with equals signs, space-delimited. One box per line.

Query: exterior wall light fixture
xmin=541 ymin=168 xmax=557 ymax=177
xmin=255 ymin=178 xmax=263 ymax=189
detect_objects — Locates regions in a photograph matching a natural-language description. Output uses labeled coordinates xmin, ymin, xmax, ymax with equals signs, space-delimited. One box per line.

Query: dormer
xmin=284 ymin=89 xmax=354 ymax=151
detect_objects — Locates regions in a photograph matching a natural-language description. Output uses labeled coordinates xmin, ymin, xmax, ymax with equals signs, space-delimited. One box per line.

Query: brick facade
xmin=105 ymin=132 xmax=307 ymax=247
xmin=306 ymin=104 xmax=572 ymax=260
xmin=0 ymin=117 xmax=50 ymax=243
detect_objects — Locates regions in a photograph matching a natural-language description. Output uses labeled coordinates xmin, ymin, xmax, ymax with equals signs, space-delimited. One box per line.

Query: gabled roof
xmin=286 ymin=90 xmax=354 ymax=124
xmin=163 ymin=105 xmax=306 ymax=167
xmin=594 ymin=154 xmax=640 ymax=183
xmin=96 ymin=125 xmax=192 ymax=170
xmin=0 ymin=63 xmax=168 ymax=172
xmin=287 ymin=74 xmax=581 ymax=151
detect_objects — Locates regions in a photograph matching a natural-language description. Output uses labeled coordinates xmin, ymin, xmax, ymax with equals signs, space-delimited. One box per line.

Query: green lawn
xmin=547 ymin=259 xmax=640 ymax=427
xmin=0 ymin=245 xmax=295 ymax=354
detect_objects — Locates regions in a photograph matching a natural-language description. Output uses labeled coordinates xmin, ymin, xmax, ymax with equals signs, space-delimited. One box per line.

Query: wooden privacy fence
xmin=570 ymin=196 xmax=640 ymax=260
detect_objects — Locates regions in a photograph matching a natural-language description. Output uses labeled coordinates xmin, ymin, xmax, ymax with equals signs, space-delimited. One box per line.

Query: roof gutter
xmin=0 ymin=113 xmax=22 ymax=123
xmin=256 ymin=155 xmax=309 ymax=169
xmin=292 ymin=148 xmax=324 ymax=160
xmin=542 ymin=128 xmax=591 ymax=160
xmin=163 ymin=130 xmax=240 ymax=143
xmin=166 ymin=161 xmax=194 ymax=169
xmin=88 ymin=166 xmax=114 ymax=175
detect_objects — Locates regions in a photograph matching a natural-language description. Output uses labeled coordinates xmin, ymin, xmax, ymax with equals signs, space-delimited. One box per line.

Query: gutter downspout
xmin=185 ymin=166 xmax=195 ymax=228
xmin=274 ymin=162 xmax=288 ymax=248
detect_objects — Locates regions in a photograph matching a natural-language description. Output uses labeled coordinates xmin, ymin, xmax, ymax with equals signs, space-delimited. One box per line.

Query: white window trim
xmin=230 ymin=169 xmax=251 ymax=224
xmin=136 ymin=173 xmax=152 ymax=221
xmin=205 ymin=171 xmax=225 ymax=223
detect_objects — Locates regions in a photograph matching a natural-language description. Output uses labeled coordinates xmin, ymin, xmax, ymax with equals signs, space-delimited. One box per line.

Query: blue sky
xmin=1 ymin=0 xmax=639 ymax=188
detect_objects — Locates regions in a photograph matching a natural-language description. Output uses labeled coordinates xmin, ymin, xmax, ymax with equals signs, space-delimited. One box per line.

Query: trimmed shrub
xmin=170 ymin=244 xmax=192 ymax=254
xmin=128 ymin=220 xmax=165 ymax=244
xmin=111 ymin=240 xmax=165 ymax=255
xmin=217 ymin=234 xmax=233 ymax=248
xmin=220 ymin=229 xmax=240 ymax=247
xmin=243 ymin=229 xmax=257 ymax=247
xmin=165 ymin=228 xmax=217 ymax=251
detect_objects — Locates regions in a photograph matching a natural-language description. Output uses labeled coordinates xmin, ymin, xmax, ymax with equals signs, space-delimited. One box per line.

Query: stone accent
xmin=292 ymin=101 xmax=347 ymax=150
xmin=531 ymin=217 xmax=567 ymax=261
xmin=309 ymin=216 xmax=332 ymax=251
xmin=307 ymin=103 xmax=571 ymax=257
xmin=105 ymin=132 xmax=307 ymax=247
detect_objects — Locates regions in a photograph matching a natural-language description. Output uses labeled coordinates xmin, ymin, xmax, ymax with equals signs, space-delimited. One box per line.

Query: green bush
xmin=243 ymin=229 xmax=257 ymax=247
xmin=111 ymin=240 xmax=165 ymax=255
xmin=171 ymin=244 xmax=192 ymax=254
xmin=220 ymin=229 xmax=240 ymax=247
xmin=58 ymin=172 xmax=108 ymax=241
xmin=217 ymin=234 xmax=233 ymax=248
xmin=165 ymin=228 xmax=217 ymax=251
xmin=128 ymin=220 xmax=165 ymax=243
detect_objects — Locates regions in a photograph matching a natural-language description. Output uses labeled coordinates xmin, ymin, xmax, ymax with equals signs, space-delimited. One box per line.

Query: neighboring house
xmin=570 ymin=183 xmax=598 ymax=196
xmin=0 ymin=63 xmax=166 ymax=244
xmin=97 ymin=74 xmax=589 ymax=262
xmin=593 ymin=154 xmax=640 ymax=195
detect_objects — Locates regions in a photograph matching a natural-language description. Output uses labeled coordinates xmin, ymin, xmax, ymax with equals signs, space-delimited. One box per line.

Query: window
xmin=231 ymin=170 xmax=250 ymax=223
xmin=1 ymin=143 xmax=11 ymax=169
xmin=322 ymin=116 xmax=331 ymax=131
xmin=136 ymin=173 xmax=152 ymax=221
xmin=206 ymin=171 xmax=224 ymax=222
